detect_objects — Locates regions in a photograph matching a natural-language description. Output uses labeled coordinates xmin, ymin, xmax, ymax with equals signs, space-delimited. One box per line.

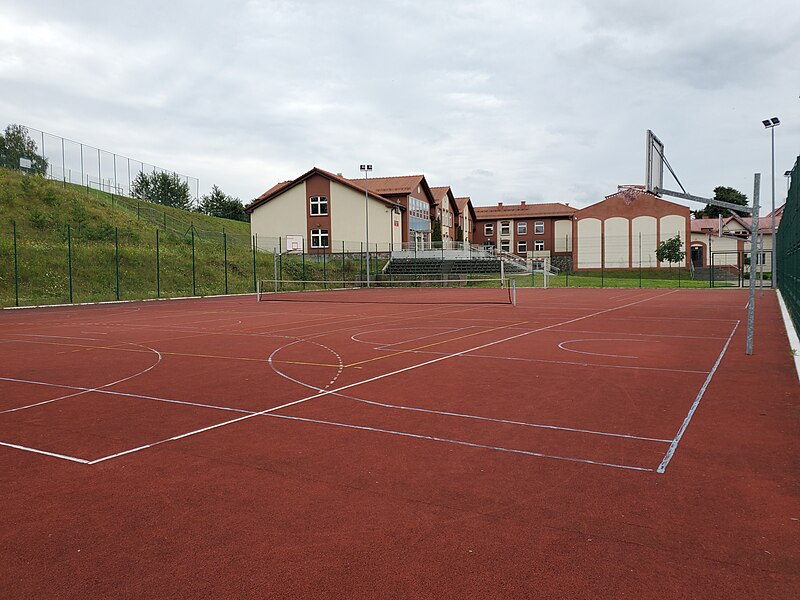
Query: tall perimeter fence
xmin=8 ymin=125 xmax=200 ymax=206
xmin=776 ymin=154 xmax=800 ymax=331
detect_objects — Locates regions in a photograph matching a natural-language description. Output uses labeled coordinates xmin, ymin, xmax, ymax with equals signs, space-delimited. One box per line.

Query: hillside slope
xmin=0 ymin=168 xmax=266 ymax=307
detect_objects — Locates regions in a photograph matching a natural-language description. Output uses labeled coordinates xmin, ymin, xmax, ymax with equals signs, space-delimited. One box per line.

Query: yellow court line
xmin=7 ymin=339 xmax=340 ymax=368
xmin=343 ymin=320 xmax=530 ymax=368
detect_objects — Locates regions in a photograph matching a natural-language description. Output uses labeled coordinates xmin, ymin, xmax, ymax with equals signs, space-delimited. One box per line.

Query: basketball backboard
xmin=645 ymin=130 xmax=664 ymax=195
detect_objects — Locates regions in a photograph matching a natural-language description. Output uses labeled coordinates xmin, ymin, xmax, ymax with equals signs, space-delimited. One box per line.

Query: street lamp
xmin=360 ymin=164 xmax=372 ymax=287
xmin=763 ymin=117 xmax=780 ymax=287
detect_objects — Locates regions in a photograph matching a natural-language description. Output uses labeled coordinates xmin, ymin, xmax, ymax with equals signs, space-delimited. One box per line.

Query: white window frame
xmin=484 ymin=223 xmax=494 ymax=236
xmin=311 ymin=228 xmax=329 ymax=248
xmin=310 ymin=196 xmax=328 ymax=216
xmin=517 ymin=222 xmax=527 ymax=235
xmin=500 ymin=221 xmax=511 ymax=236
xmin=534 ymin=239 xmax=545 ymax=251
xmin=517 ymin=240 xmax=527 ymax=253
xmin=534 ymin=221 xmax=545 ymax=234
xmin=500 ymin=240 xmax=511 ymax=252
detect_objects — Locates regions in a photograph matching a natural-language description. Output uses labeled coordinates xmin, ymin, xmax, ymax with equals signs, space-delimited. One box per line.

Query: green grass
xmin=507 ymin=268 xmax=716 ymax=289
xmin=0 ymin=168 xmax=265 ymax=307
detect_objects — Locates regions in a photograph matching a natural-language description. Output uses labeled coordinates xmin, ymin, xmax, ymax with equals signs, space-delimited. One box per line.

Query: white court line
xmin=0 ymin=441 xmax=90 ymax=464
xmin=356 ymin=348 xmax=710 ymax=375
xmin=266 ymin=414 xmax=655 ymax=472
xmin=267 ymin=336 xmax=672 ymax=443
xmin=350 ymin=326 xmax=476 ymax=349
xmin=87 ymin=290 xmax=679 ymax=467
xmin=656 ymin=321 xmax=740 ymax=473
xmin=0 ymin=377 xmax=253 ymax=415
xmin=555 ymin=329 xmax=727 ymax=340
xmin=558 ymin=338 xmax=652 ymax=359
xmin=0 ymin=340 xmax=163 ymax=414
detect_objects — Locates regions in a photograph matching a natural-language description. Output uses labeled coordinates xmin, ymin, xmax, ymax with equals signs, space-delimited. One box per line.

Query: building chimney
xmin=520 ymin=201 xmax=526 ymax=207
xmin=498 ymin=202 xmax=503 ymax=208
xmin=336 ymin=172 xmax=343 ymax=177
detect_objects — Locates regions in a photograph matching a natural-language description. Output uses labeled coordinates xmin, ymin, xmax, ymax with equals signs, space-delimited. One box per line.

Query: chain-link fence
xmin=3 ymin=125 xmax=200 ymax=206
xmin=776 ymin=155 xmax=800 ymax=330
xmin=0 ymin=219 xmax=270 ymax=307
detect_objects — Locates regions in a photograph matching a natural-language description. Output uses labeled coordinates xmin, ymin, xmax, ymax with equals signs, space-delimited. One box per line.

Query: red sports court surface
xmin=1 ymin=288 xmax=798 ymax=599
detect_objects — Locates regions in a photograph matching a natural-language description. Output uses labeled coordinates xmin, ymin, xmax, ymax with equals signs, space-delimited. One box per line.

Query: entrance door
xmin=691 ymin=245 xmax=704 ymax=267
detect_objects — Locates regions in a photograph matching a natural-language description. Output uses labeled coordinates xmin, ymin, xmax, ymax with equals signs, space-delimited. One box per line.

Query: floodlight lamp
xmin=360 ymin=164 xmax=373 ymax=171
xmin=762 ymin=119 xmax=772 ymax=128
xmin=771 ymin=117 xmax=780 ymax=125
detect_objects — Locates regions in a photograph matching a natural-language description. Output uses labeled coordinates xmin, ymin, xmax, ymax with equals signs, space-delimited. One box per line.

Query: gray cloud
xmin=1 ymin=0 xmax=798 ymax=210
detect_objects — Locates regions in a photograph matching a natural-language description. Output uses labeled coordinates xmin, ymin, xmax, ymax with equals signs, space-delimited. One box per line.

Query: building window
xmin=484 ymin=223 xmax=494 ymax=236
xmin=484 ymin=241 xmax=495 ymax=250
xmin=311 ymin=229 xmax=329 ymax=248
xmin=500 ymin=240 xmax=510 ymax=252
xmin=310 ymin=196 xmax=328 ymax=216
xmin=517 ymin=222 xmax=527 ymax=235
xmin=534 ymin=240 xmax=544 ymax=251
xmin=534 ymin=221 xmax=544 ymax=234
xmin=500 ymin=221 xmax=511 ymax=236
xmin=517 ymin=240 xmax=527 ymax=253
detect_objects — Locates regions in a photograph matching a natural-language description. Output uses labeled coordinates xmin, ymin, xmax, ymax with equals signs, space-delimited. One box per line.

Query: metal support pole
xmin=746 ymin=173 xmax=761 ymax=355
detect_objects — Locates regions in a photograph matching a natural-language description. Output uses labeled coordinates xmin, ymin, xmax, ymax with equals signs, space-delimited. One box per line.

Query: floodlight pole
xmin=360 ymin=164 xmax=373 ymax=287
xmin=771 ymin=126 xmax=776 ymax=286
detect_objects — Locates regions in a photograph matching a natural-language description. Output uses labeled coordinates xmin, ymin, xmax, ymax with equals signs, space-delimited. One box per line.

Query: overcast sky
xmin=1 ymin=0 xmax=798 ymax=212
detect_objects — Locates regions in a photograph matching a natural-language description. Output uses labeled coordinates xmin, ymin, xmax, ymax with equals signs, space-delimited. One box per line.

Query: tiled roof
xmin=690 ymin=215 xmax=779 ymax=235
xmin=454 ymin=196 xmax=476 ymax=220
xmin=346 ymin=175 xmax=425 ymax=196
xmin=246 ymin=167 xmax=404 ymax=213
xmin=473 ymin=202 xmax=576 ymax=220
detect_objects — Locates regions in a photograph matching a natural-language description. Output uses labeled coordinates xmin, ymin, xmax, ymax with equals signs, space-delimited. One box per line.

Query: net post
xmin=511 ymin=279 xmax=517 ymax=306
xmin=500 ymin=259 xmax=505 ymax=286
xmin=543 ymin=258 xmax=549 ymax=289
xmin=273 ymin=248 xmax=278 ymax=292
xmin=256 ymin=279 xmax=261 ymax=302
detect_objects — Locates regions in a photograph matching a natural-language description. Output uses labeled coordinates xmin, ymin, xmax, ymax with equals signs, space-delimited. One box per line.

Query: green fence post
xmin=67 ymin=224 xmax=73 ymax=303
xmin=360 ymin=242 xmax=364 ymax=281
xmin=323 ymin=249 xmax=327 ymax=287
xmin=342 ymin=241 xmax=345 ymax=280
xmin=115 ymin=227 xmax=120 ymax=301
xmin=156 ymin=228 xmax=160 ymax=298
xmin=191 ymin=226 xmax=196 ymax=296
xmin=639 ymin=232 xmax=642 ymax=288
xmin=223 ymin=231 xmax=228 ymax=295
xmin=13 ymin=220 xmax=19 ymax=307
xmin=302 ymin=242 xmax=306 ymax=289
xmin=252 ymin=235 xmax=257 ymax=293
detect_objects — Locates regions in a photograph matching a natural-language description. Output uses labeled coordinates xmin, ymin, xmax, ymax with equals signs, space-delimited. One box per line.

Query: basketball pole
xmin=746 ymin=174 xmax=761 ymax=356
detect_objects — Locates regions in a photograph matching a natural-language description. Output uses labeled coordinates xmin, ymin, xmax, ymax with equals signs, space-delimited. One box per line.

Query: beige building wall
xmin=632 ymin=216 xmax=658 ymax=268
xmin=604 ymin=217 xmax=629 ymax=268
xmin=577 ymin=218 xmax=601 ymax=268
xmin=251 ymin=182 xmax=307 ymax=250
xmin=330 ymin=180 xmax=401 ymax=249
xmin=554 ymin=220 xmax=572 ymax=252
xmin=660 ymin=215 xmax=686 ymax=267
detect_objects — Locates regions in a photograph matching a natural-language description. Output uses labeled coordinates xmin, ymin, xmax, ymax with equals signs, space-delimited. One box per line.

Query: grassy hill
xmin=0 ymin=168 xmax=267 ymax=307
